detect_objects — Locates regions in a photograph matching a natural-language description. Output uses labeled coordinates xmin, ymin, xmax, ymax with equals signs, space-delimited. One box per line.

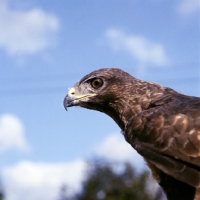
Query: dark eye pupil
xmin=94 ymin=80 xmax=99 ymax=85
xmin=91 ymin=78 xmax=103 ymax=89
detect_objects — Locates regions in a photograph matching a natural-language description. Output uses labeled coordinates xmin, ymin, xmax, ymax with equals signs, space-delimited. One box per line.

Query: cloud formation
xmin=0 ymin=0 xmax=59 ymax=55
xmin=0 ymin=114 xmax=30 ymax=152
xmin=1 ymin=133 xmax=147 ymax=200
xmin=105 ymin=28 xmax=169 ymax=66
xmin=2 ymin=159 xmax=87 ymax=200
xmin=96 ymin=134 xmax=146 ymax=172
xmin=177 ymin=0 xmax=200 ymax=16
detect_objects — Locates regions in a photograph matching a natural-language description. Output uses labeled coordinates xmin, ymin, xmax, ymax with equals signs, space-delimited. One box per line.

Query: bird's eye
xmin=91 ymin=78 xmax=103 ymax=89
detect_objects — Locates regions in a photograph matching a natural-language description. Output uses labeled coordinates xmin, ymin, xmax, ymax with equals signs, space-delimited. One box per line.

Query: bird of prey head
xmin=64 ymin=68 xmax=173 ymax=130
xmin=64 ymin=68 xmax=200 ymax=200
xmin=64 ymin=68 xmax=135 ymax=129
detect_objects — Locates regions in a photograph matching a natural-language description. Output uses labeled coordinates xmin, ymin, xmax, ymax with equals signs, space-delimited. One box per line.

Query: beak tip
xmin=63 ymin=96 xmax=68 ymax=111
xmin=63 ymin=95 xmax=75 ymax=110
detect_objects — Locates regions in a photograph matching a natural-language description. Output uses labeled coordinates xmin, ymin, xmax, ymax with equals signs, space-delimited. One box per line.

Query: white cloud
xmin=105 ymin=28 xmax=169 ymax=66
xmin=0 ymin=114 xmax=30 ymax=153
xmin=2 ymin=159 xmax=87 ymax=200
xmin=1 ymin=134 xmax=148 ymax=200
xmin=178 ymin=0 xmax=200 ymax=16
xmin=0 ymin=0 xmax=59 ymax=55
xmin=95 ymin=134 xmax=147 ymax=172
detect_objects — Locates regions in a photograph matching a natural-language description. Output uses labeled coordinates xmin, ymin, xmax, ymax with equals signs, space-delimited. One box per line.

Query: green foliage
xmin=57 ymin=158 xmax=165 ymax=200
xmin=74 ymin=159 xmax=157 ymax=200
xmin=0 ymin=183 xmax=5 ymax=200
xmin=0 ymin=193 xmax=4 ymax=200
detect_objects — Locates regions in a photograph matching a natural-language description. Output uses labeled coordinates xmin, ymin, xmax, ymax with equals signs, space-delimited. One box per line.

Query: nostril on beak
xmin=68 ymin=87 xmax=76 ymax=96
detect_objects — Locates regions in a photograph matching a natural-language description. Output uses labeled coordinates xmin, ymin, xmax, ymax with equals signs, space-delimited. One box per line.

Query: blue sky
xmin=0 ymin=0 xmax=199 ymax=199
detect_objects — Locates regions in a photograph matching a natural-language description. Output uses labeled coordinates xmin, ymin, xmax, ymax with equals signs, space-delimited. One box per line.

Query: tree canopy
xmin=58 ymin=159 xmax=165 ymax=200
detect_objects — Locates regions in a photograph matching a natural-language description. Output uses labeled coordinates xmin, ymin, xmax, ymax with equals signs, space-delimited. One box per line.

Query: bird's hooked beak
xmin=63 ymin=88 xmax=76 ymax=110
xmin=63 ymin=87 xmax=96 ymax=110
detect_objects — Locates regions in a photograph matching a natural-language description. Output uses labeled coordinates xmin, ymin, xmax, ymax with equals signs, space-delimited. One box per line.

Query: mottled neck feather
xmin=107 ymin=80 xmax=178 ymax=131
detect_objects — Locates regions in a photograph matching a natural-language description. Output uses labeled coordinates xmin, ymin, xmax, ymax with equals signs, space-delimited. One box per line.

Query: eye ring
xmin=91 ymin=78 xmax=103 ymax=89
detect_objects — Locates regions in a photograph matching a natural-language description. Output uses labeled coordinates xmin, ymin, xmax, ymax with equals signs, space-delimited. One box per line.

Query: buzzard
xmin=63 ymin=68 xmax=200 ymax=200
